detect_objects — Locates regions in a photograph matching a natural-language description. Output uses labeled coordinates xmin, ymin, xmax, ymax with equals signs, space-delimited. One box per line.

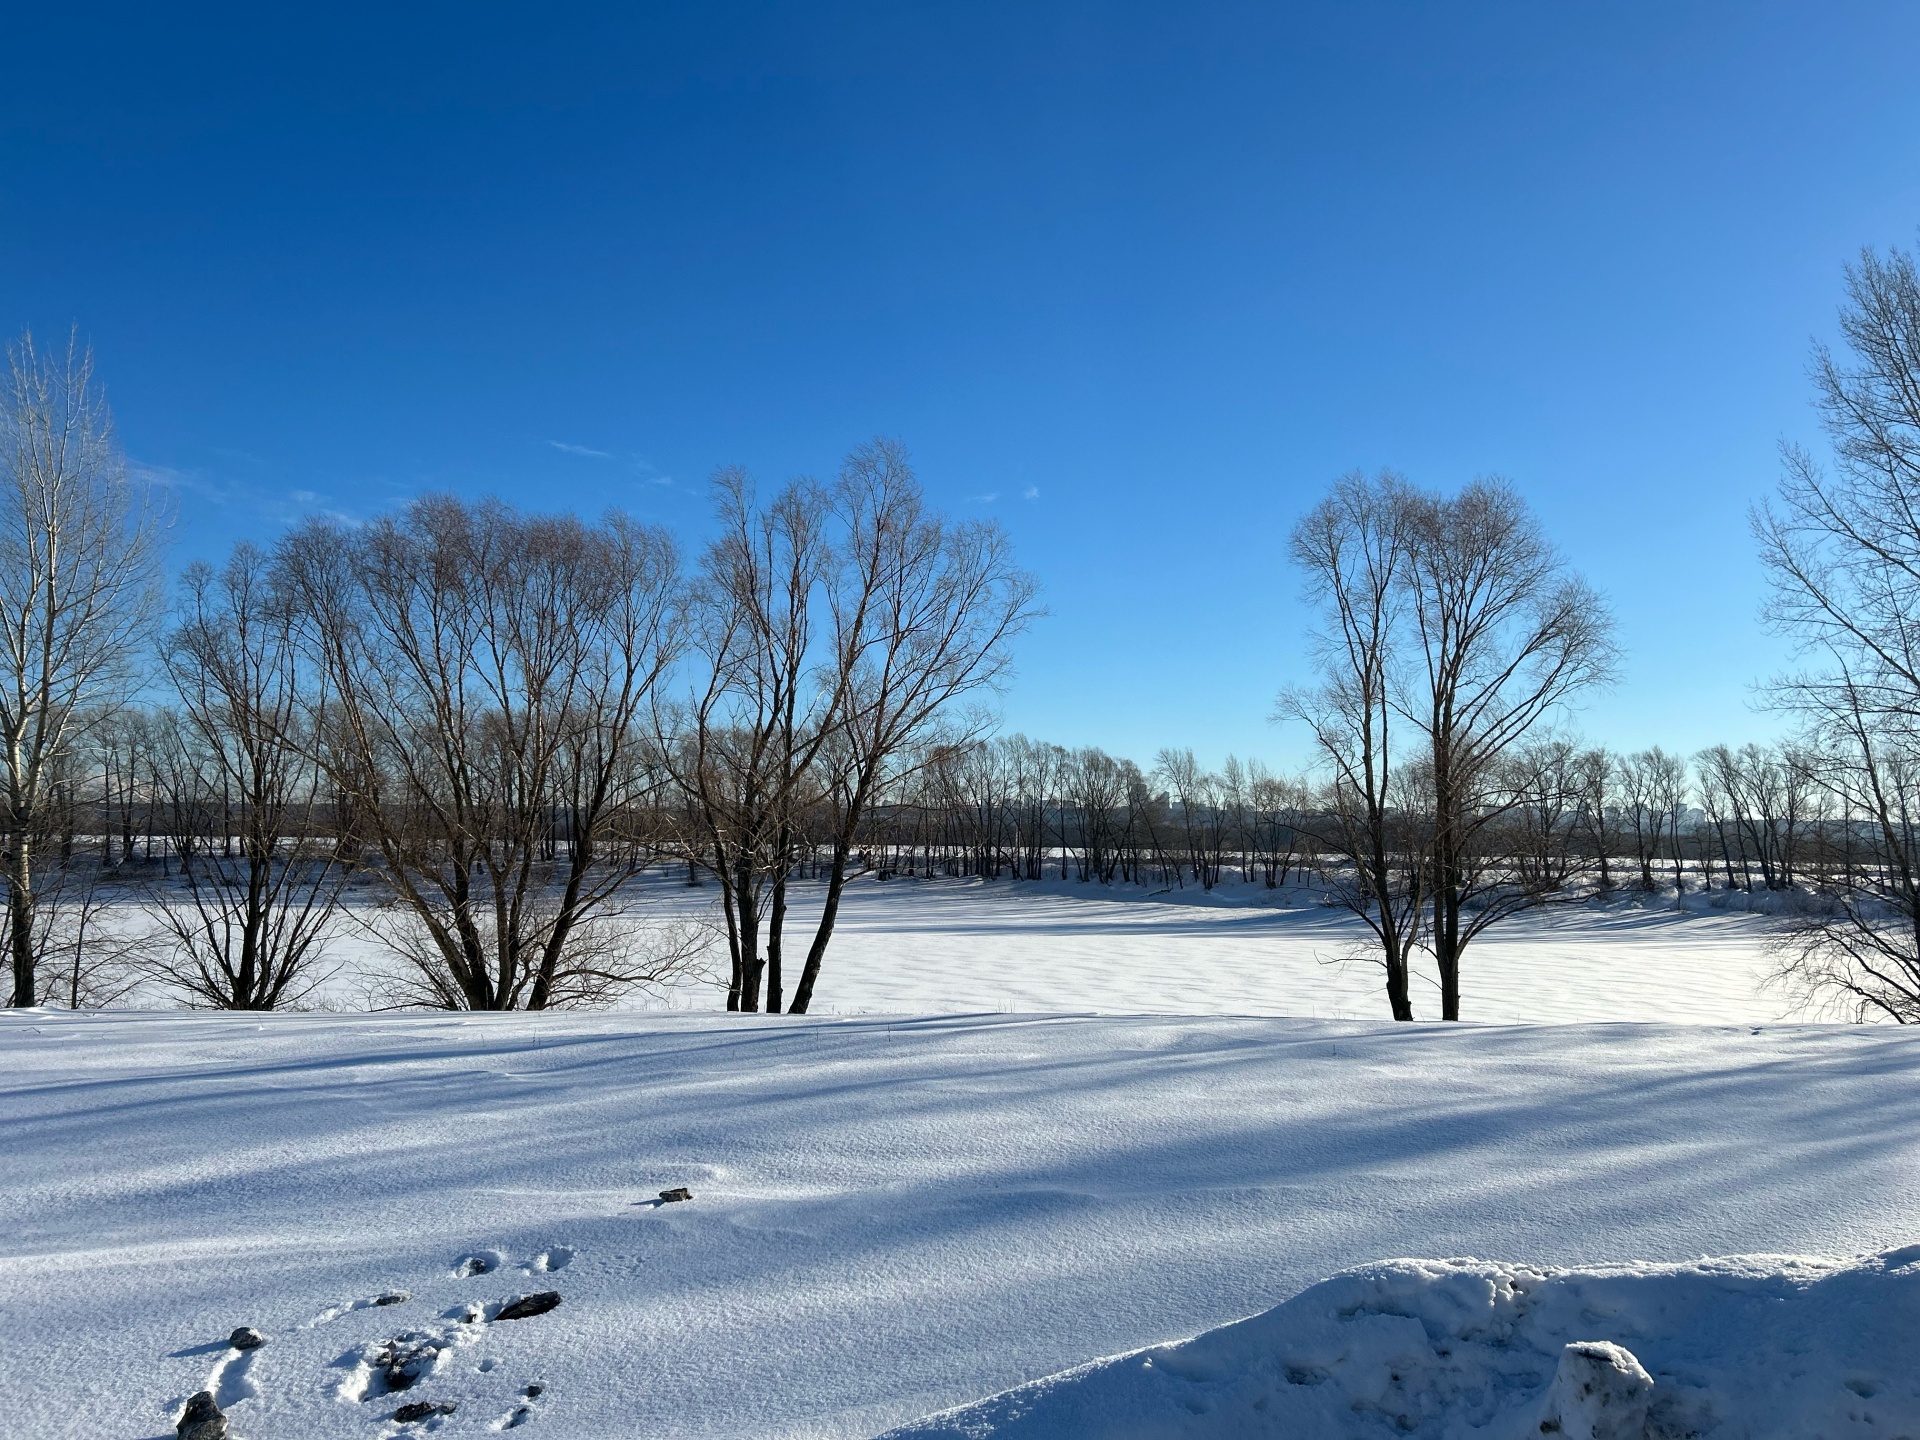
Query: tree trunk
xmin=789 ymin=837 xmax=853 ymax=1015
xmin=7 ymin=835 xmax=35 ymax=1006
xmin=765 ymin=868 xmax=788 ymax=1015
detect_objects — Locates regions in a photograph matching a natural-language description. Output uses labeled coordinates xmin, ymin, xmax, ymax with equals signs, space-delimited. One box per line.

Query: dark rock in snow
xmin=228 ymin=1326 xmax=267 ymax=1351
xmin=523 ymin=1383 xmax=545 ymax=1398
xmin=176 ymin=1390 xmax=228 ymax=1440
xmin=392 ymin=1399 xmax=458 ymax=1423
xmin=658 ymin=1186 xmax=693 ymax=1203
xmin=374 ymin=1290 xmax=411 ymax=1306
xmin=372 ymin=1333 xmax=446 ymax=1393
xmin=495 ymin=1290 xmax=562 ymax=1321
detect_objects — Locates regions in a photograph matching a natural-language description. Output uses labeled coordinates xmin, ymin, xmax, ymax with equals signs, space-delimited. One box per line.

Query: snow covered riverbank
xmin=4 ymin=1009 xmax=1915 ymax=1437
xmin=883 ymin=1251 xmax=1920 ymax=1438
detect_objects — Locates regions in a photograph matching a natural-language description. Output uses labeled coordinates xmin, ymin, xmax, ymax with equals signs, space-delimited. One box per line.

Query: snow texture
xmin=880 ymin=1251 xmax=1920 ymax=1438
xmin=750 ymin=877 xmax=1785 ymax=1023
xmin=4 ymin=1007 xmax=1917 ymax=1437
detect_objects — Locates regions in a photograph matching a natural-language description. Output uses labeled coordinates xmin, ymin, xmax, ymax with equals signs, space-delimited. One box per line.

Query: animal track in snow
xmin=337 ymin=1320 xmax=484 ymax=1405
xmin=455 ymin=1250 xmax=504 ymax=1278
xmin=522 ymin=1246 xmax=572 ymax=1273
xmin=202 ymin=1344 xmax=261 ymax=1410
xmin=304 ymin=1290 xmax=413 ymax=1328
xmin=493 ymin=1382 xmax=546 ymax=1430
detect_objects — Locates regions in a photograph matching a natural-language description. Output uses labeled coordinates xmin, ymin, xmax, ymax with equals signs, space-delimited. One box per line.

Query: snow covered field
xmin=658 ymin=875 xmax=1789 ymax=1024
xmin=6 ymin=1006 xmax=1917 ymax=1438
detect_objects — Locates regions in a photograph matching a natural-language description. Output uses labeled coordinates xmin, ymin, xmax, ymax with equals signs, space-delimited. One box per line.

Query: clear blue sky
xmin=6 ymin=2 xmax=1919 ymax=768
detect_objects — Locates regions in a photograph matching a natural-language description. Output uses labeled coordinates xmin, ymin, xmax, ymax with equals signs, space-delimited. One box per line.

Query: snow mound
xmin=881 ymin=1248 xmax=1920 ymax=1438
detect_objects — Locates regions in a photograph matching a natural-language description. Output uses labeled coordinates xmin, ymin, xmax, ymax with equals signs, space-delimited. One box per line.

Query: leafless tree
xmin=1398 ymin=480 xmax=1616 ymax=1017
xmin=280 ymin=497 xmax=689 ymax=1010
xmin=675 ymin=467 xmax=839 ymax=1012
xmin=0 ymin=332 xmax=165 ymax=1006
xmin=140 ymin=547 xmax=345 ymax=1008
xmin=1576 ymin=747 xmax=1624 ymax=892
xmin=784 ymin=440 xmax=1039 ymax=1013
xmin=1756 ymin=240 xmax=1920 ymax=1018
xmin=1283 ymin=471 xmax=1424 ymax=1020
xmin=1286 ymin=470 xmax=1615 ymax=1020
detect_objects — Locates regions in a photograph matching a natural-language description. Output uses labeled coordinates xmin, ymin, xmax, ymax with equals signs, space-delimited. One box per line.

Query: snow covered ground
xmin=754 ymin=876 xmax=1787 ymax=1023
xmin=88 ymin=871 xmax=1792 ymax=1024
xmin=6 ymin=1007 xmax=1916 ymax=1438
xmin=883 ymin=1252 xmax=1920 ymax=1438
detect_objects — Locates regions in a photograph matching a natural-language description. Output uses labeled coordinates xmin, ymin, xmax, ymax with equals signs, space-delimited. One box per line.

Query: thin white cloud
xmin=1022 ymin=486 xmax=1041 ymax=501
xmin=972 ymin=491 xmax=1000 ymax=503
xmin=550 ymin=441 xmax=612 ymax=458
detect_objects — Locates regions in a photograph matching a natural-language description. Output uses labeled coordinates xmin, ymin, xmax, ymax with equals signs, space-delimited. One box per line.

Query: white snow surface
xmin=5 ymin=1007 xmax=1917 ymax=1438
xmin=750 ymin=877 xmax=1784 ymax=1023
xmin=879 ymin=1250 xmax=1920 ymax=1438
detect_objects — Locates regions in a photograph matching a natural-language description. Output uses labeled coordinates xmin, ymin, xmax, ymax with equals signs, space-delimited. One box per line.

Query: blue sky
xmin=5 ymin=2 xmax=1919 ymax=767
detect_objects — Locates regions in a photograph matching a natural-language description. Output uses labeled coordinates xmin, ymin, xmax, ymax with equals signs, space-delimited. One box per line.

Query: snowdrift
xmin=882 ymin=1249 xmax=1920 ymax=1439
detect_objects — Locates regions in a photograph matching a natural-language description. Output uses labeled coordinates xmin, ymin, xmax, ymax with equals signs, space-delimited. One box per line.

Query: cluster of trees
xmin=16 ymin=236 xmax=1920 ymax=1027
xmin=0 ymin=332 xmax=1037 ymax=1014
xmin=842 ymin=735 xmax=1837 ymax=911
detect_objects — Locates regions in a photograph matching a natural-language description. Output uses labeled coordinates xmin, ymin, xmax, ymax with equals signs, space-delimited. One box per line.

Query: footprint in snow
xmin=304 ymin=1290 xmax=411 ymax=1328
xmin=521 ymin=1246 xmax=572 ymax=1274
xmin=202 ymin=1343 xmax=262 ymax=1411
xmin=493 ymin=1382 xmax=545 ymax=1431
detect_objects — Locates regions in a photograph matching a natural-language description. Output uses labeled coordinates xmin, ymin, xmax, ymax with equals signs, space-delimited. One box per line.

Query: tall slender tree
xmin=0 ymin=332 xmax=164 ymax=1006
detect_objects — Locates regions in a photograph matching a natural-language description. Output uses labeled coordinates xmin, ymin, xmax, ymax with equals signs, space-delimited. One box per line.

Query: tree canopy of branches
xmin=1286 ymin=469 xmax=1616 ymax=1020
xmin=1757 ymin=240 xmax=1920 ymax=1020
xmin=144 ymin=546 xmax=344 ymax=1009
xmin=676 ymin=439 xmax=1039 ymax=1013
xmin=280 ymin=496 xmax=689 ymax=1010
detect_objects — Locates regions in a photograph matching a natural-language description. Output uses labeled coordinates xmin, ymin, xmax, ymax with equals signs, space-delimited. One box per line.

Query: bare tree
xmin=1287 ymin=471 xmax=1615 ymax=1020
xmin=1283 ymin=471 xmax=1423 ymax=1021
xmin=142 ymin=547 xmax=345 ymax=1009
xmin=1576 ymin=746 xmax=1624 ymax=892
xmin=675 ymin=468 xmax=838 ymax=1012
xmin=280 ymin=497 xmax=689 ymax=1010
xmin=1757 ymin=240 xmax=1920 ymax=1018
xmin=786 ymin=440 xmax=1039 ymax=1013
xmin=1399 ymin=480 xmax=1617 ymax=1018
xmin=0 ymin=332 xmax=165 ymax=1006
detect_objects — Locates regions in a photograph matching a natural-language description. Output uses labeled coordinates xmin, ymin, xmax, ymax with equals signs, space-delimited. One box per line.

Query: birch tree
xmin=0 ymin=333 xmax=164 ymax=1006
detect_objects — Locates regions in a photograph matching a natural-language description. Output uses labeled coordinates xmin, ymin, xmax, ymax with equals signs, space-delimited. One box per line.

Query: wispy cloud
xmin=1022 ymin=485 xmax=1041 ymax=501
xmin=625 ymin=454 xmax=680 ymax=489
xmin=550 ymin=440 xmax=612 ymax=458
xmin=127 ymin=457 xmax=364 ymax=530
xmin=971 ymin=491 xmax=1000 ymax=503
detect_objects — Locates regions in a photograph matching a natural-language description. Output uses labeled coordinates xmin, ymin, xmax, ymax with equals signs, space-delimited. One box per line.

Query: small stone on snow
xmin=392 ymin=1399 xmax=457 ymax=1423
xmin=495 ymin=1291 xmax=562 ymax=1321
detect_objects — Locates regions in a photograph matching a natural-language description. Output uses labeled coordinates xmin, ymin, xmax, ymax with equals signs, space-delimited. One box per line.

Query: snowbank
xmin=884 ymin=1250 xmax=1920 ymax=1439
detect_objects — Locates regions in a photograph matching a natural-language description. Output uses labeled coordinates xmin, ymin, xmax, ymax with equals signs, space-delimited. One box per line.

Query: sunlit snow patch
xmin=880 ymin=1248 xmax=1920 ymax=1438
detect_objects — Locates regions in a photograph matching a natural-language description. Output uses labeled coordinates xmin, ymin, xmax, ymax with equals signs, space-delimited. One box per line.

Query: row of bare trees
xmin=0 ymin=330 xmax=1037 ymax=1013
xmin=875 ymin=736 xmax=1833 ymax=902
xmin=15 ymin=234 xmax=1920 ymax=1026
